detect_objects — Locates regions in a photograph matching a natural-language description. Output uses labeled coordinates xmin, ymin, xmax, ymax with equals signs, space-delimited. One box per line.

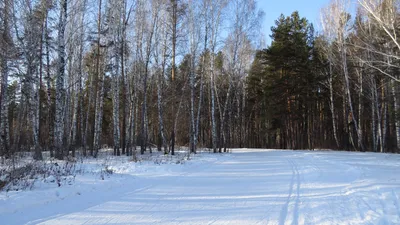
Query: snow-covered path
xmin=3 ymin=150 xmax=400 ymax=224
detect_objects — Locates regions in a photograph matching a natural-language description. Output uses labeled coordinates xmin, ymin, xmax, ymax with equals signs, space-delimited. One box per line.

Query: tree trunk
xmin=210 ymin=66 xmax=217 ymax=153
xmin=93 ymin=0 xmax=103 ymax=158
xmin=328 ymin=62 xmax=339 ymax=148
xmin=0 ymin=56 xmax=10 ymax=157
xmin=357 ymin=67 xmax=363 ymax=151
xmin=0 ymin=0 xmax=11 ymax=157
xmin=78 ymin=0 xmax=87 ymax=156
xmin=54 ymin=0 xmax=67 ymax=160
xmin=140 ymin=65 xmax=149 ymax=155
xmin=121 ymin=1 xmax=128 ymax=156
xmin=391 ymin=79 xmax=400 ymax=151
xmin=45 ymin=14 xmax=54 ymax=157
xmin=340 ymin=41 xmax=364 ymax=151
xmin=195 ymin=69 xmax=204 ymax=148
xmin=93 ymin=71 xmax=104 ymax=158
xmin=112 ymin=51 xmax=121 ymax=156
xmin=190 ymin=56 xmax=196 ymax=154
xmin=156 ymin=68 xmax=167 ymax=154
xmin=170 ymin=0 xmax=177 ymax=156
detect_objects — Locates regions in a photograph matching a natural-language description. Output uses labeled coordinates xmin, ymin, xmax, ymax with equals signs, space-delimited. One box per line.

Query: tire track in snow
xmin=279 ymin=158 xmax=300 ymax=225
xmin=292 ymin=158 xmax=301 ymax=225
xmin=392 ymin=190 xmax=400 ymax=217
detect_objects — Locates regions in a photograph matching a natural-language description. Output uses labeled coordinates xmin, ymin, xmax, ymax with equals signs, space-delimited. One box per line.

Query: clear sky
xmin=258 ymin=0 xmax=330 ymax=45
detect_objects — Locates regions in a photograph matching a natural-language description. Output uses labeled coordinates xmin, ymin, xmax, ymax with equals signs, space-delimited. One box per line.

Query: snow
xmin=1 ymin=149 xmax=400 ymax=224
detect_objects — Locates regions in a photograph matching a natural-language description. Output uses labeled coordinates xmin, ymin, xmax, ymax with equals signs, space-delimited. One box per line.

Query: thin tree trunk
xmin=382 ymin=82 xmax=387 ymax=152
xmin=93 ymin=72 xmax=104 ymax=158
xmin=54 ymin=0 xmax=67 ymax=160
xmin=112 ymin=49 xmax=121 ymax=156
xmin=170 ymin=0 xmax=177 ymax=156
xmin=140 ymin=5 xmax=158 ymax=155
xmin=0 ymin=0 xmax=11 ymax=158
xmin=83 ymin=64 xmax=94 ymax=156
xmin=391 ymin=79 xmax=400 ymax=151
xmin=140 ymin=65 xmax=149 ymax=155
xmin=0 ymin=56 xmax=10 ymax=158
xmin=372 ymin=79 xmax=377 ymax=152
xmin=357 ymin=67 xmax=363 ymax=151
xmin=156 ymin=68 xmax=167 ymax=153
xmin=93 ymin=0 xmax=103 ymax=158
xmin=70 ymin=83 xmax=79 ymax=157
xmin=373 ymin=77 xmax=382 ymax=152
xmin=32 ymin=64 xmax=41 ymax=160
xmin=78 ymin=0 xmax=87 ymax=155
xmin=121 ymin=0 xmax=128 ymax=156
xmin=45 ymin=14 xmax=53 ymax=157
xmin=328 ymin=61 xmax=339 ymax=148
xmin=341 ymin=41 xmax=364 ymax=151
xmin=189 ymin=54 xmax=196 ymax=154
xmin=127 ymin=79 xmax=136 ymax=158
xmin=210 ymin=65 xmax=217 ymax=153
xmin=34 ymin=20 xmax=45 ymax=161
xmin=195 ymin=69 xmax=204 ymax=147
xmin=64 ymin=42 xmax=74 ymax=156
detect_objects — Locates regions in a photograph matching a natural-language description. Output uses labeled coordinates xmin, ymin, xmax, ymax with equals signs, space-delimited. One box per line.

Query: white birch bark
xmin=170 ymin=0 xmax=178 ymax=156
xmin=155 ymin=24 xmax=168 ymax=153
xmin=381 ymin=83 xmax=388 ymax=152
xmin=55 ymin=0 xmax=67 ymax=159
xmin=93 ymin=71 xmax=105 ymax=158
xmin=139 ymin=0 xmax=160 ymax=154
xmin=355 ymin=65 xmax=363 ymax=151
xmin=44 ymin=12 xmax=53 ymax=157
xmin=93 ymin=0 xmax=103 ymax=158
xmin=207 ymin=0 xmax=227 ymax=153
xmin=321 ymin=0 xmax=364 ymax=151
xmin=0 ymin=0 xmax=12 ymax=157
xmin=391 ymin=79 xmax=400 ymax=150
xmin=0 ymin=56 xmax=10 ymax=157
xmin=108 ymin=1 xmax=123 ymax=156
xmin=187 ymin=0 xmax=202 ymax=153
xmin=328 ymin=61 xmax=340 ymax=147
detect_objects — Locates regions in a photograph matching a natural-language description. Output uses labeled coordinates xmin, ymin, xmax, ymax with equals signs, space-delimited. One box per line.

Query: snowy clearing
xmin=1 ymin=149 xmax=400 ymax=225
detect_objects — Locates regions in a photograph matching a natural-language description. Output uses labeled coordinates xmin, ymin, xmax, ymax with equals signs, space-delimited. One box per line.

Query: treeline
xmin=247 ymin=0 xmax=400 ymax=153
xmin=2 ymin=0 xmax=399 ymax=161
xmin=0 ymin=0 xmax=264 ymax=160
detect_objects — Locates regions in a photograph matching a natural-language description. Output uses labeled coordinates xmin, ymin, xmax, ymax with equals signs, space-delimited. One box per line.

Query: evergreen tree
xmin=247 ymin=11 xmax=322 ymax=149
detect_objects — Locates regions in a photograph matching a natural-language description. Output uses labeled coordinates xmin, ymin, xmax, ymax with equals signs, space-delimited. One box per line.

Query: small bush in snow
xmin=0 ymin=159 xmax=78 ymax=191
xmin=100 ymin=165 xmax=114 ymax=180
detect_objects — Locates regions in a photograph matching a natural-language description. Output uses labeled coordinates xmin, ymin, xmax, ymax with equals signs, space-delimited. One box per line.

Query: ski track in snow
xmin=1 ymin=149 xmax=400 ymax=224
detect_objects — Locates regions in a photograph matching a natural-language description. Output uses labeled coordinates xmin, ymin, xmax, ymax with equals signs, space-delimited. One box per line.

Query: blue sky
xmin=258 ymin=0 xmax=330 ymax=45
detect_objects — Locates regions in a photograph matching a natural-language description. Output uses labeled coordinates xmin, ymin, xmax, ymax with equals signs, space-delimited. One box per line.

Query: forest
xmin=0 ymin=0 xmax=399 ymax=163
xmin=248 ymin=0 xmax=400 ymax=153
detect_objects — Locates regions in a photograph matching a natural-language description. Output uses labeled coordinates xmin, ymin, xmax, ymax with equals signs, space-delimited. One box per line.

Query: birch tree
xmin=321 ymin=0 xmax=365 ymax=151
xmin=220 ymin=0 xmax=263 ymax=152
xmin=0 ymin=0 xmax=12 ymax=158
xmin=93 ymin=0 xmax=105 ymax=158
xmin=169 ymin=0 xmax=178 ymax=155
xmin=185 ymin=0 xmax=203 ymax=153
xmin=106 ymin=0 xmax=124 ymax=156
xmin=54 ymin=0 xmax=67 ymax=159
xmin=357 ymin=0 xmax=399 ymax=151
xmin=67 ymin=0 xmax=87 ymax=157
xmin=139 ymin=0 xmax=161 ymax=155
xmin=153 ymin=2 xmax=169 ymax=154
xmin=206 ymin=0 xmax=228 ymax=153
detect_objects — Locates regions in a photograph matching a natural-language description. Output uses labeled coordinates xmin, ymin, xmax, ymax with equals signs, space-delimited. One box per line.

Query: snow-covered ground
xmin=1 ymin=149 xmax=400 ymax=225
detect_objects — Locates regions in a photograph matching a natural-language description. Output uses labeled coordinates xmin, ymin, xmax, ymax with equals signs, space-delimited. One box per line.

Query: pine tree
xmin=247 ymin=12 xmax=321 ymax=149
